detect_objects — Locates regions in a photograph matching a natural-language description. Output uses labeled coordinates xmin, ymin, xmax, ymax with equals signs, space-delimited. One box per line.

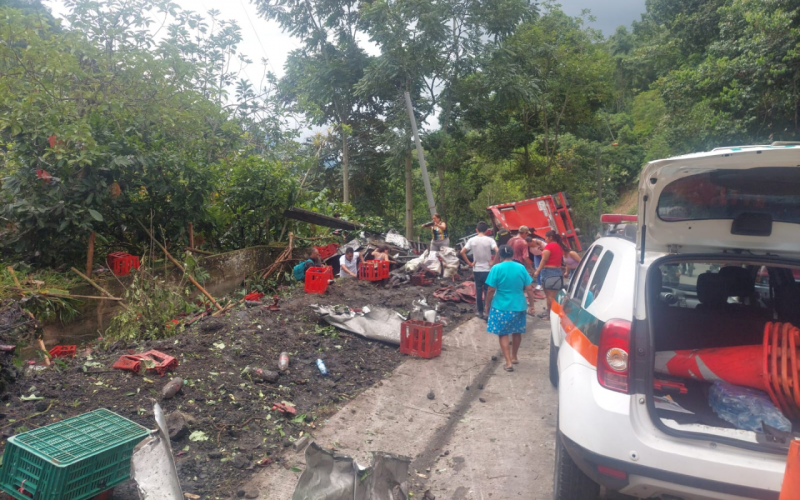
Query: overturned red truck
xmin=486 ymin=192 xmax=581 ymax=251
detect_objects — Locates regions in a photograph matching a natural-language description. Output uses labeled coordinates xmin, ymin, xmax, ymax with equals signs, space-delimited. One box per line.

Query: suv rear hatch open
xmin=635 ymin=145 xmax=800 ymax=452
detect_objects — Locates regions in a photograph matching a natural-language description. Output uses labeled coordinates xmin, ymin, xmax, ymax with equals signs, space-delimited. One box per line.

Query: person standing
xmin=528 ymin=237 xmax=545 ymax=291
xmin=423 ymin=213 xmax=449 ymax=251
xmin=338 ymin=247 xmax=362 ymax=278
xmin=533 ymin=230 xmax=567 ymax=319
xmin=460 ymin=221 xmax=498 ymax=319
xmin=484 ymin=245 xmax=537 ymax=371
xmin=507 ymin=226 xmax=532 ymax=269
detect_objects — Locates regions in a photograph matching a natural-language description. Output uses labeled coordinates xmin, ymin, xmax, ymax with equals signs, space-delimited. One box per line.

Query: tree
xmin=254 ymin=0 xmax=372 ymax=204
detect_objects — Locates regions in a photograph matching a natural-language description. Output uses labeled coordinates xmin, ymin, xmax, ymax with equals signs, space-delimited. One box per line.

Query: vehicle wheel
xmin=549 ymin=335 xmax=559 ymax=388
xmin=553 ymin=433 xmax=600 ymax=500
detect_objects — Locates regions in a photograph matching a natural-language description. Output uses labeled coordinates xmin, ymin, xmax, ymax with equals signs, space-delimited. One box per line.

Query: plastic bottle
xmin=278 ymin=352 xmax=289 ymax=371
xmin=316 ymin=359 xmax=328 ymax=376
xmin=242 ymin=366 xmax=279 ymax=383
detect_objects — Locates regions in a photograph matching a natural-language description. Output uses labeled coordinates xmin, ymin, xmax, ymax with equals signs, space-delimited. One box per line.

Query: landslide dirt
xmin=0 ymin=276 xmax=476 ymax=499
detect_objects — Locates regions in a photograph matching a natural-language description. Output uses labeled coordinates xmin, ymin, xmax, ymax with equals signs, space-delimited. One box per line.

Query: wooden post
xmin=86 ymin=231 xmax=96 ymax=278
xmin=188 ymin=223 xmax=195 ymax=249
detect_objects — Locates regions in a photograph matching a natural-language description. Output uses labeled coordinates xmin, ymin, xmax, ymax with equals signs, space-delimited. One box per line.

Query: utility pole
xmin=404 ymin=91 xmax=437 ymax=217
xmin=596 ymin=147 xmax=603 ymax=231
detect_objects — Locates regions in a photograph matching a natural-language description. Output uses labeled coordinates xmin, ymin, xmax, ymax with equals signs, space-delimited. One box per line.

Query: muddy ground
xmin=0 ymin=275 xmax=476 ymax=499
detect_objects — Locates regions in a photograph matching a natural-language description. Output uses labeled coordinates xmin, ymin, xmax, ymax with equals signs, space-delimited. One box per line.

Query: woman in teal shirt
xmin=484 ymin=245 xmax=537 ymax=371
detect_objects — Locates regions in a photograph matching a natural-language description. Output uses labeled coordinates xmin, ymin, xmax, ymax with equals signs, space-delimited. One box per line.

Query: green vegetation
xmin=2 ymin=0 xmax=798 ymax=268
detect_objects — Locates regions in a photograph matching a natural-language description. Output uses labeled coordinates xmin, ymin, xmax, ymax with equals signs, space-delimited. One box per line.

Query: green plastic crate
xmin=0 ymin=408 xmax=149 ymax=500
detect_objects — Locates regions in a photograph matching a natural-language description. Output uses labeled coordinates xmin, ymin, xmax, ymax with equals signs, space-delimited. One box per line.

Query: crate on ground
xmin=105 ymin=253 xmax=140 ymax=276
xmin=244 ymin=292 xmax=264 ymax=302
xmin=314 ymin=243 xmax=340 ymax=261
xmin=305 ymin=266 xmax=333 ymax=294
xmin=400 ymin=319 xmax=443 ymax=359
xmin=48 ymin=345 xmax=76 ymax=359
xmin=358 ymin=260 xmax=390 ymax=281
xmin=0 ymin=408 xmax=149 ymax=500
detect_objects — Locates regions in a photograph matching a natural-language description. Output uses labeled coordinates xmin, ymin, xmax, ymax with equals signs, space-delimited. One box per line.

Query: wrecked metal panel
xmin=293 ymin=442 xmax=410 ymax=500
xmin=311 ymin=305 xmax=402 ymax=345
xmin=131 ymin=403 xmax=183 ymax=500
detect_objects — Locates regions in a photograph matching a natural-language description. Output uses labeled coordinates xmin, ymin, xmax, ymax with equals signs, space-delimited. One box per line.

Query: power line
xmin=237 ymin=0 xmax=278 ymax=77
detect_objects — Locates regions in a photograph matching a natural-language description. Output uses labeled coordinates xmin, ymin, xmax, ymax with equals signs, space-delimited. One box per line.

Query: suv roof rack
xmin=710 ymin=142 xmax=800 ymax=152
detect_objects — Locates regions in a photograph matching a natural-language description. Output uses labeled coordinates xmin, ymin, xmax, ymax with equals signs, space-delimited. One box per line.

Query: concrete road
xmin=244 ymin=316 xmax=558 ymax=499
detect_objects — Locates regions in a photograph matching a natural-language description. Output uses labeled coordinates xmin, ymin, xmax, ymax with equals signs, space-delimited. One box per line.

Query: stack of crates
xmin=400 ymin=320 xmax=443 ymax=359
xmin=314 ymin=243 xmax=340 ymax=261
xmin=305 ymin=266 xmax=333 ymax=294
xmin=0 ymin=408 xmax=149 ymax=500
xmin=358 ymin=260 xmax=390 ymax=281
xmin=106 ymin=253 xmax=140 ymax=276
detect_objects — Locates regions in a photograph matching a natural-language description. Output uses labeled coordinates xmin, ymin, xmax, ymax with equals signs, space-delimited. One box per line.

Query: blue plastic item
xmin=316 ymin=359 xmax=328 ymax=376
xmin=709 ymin=382 xmax=791 ymax=433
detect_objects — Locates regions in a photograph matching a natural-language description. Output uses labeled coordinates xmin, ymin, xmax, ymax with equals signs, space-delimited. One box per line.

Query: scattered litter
xmin=212 ymin=341 xmax=226 ymax=350
xmin=316 ymin=359 xmax=328 ymax=376
xmin=278 ymin=352 xmax=290 ymax=371
xmin=292 ymin=442 xmax=410 ymax=500
xmin=265 ymin=294 xmax=280 ymax=311
xmin=242 ymin=366 xmax=280 ymax=383
xmin=48 ymin=345 xmax=76 ymax=358
xmin=161 ymin=377 xmax=184 ymax=399
xmin=112 ymin=349 xmax=178 ymax=376
xmin=293 ymin=435 xmax=310 ymax=451
xmin=244 ymin=292 xmax=264 ymax=302
xmin=272 ymin=402 xmax=297 ymax=416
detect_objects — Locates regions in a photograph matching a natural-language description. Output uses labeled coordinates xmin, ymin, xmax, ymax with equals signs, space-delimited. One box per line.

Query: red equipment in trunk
xmin=486 ymin=192 xmax=581 ymax=251
xmin=655 ymin=321 xmax=800 ymax=417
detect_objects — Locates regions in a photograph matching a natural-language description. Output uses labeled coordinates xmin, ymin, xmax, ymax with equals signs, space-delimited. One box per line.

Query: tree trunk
xmin=342 ymin=132 xmax=350 ymax=204
xmin=405 ymin=153 xmax=413 ymax=240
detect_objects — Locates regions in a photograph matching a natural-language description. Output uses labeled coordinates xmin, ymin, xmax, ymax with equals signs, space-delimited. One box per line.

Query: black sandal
xmin=504 ymin=366 xmax=514 ymax=372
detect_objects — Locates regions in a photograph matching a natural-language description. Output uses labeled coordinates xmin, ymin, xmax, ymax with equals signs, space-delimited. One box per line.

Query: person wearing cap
xmin=507 ymin=226 xmax=532 ymax=270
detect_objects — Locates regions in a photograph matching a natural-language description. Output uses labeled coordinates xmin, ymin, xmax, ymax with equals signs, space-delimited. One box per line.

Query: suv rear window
xmin=656 ymin=167 xmax=800 ymax=224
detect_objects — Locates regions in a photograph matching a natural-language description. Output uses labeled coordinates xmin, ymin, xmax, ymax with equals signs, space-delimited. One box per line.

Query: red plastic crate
xmin=48 ymin=345 xmax=76 ymax=358
xmin=244 ymin=292 xmax=264 ymax=301
xmin=305 ymin=266 xmax=333 ymax=294
xmin=400 ymin=320 xmax=442 ymax=359
xmin=358 ymin=260 xmax=390 ymax=281
xmin=314 ymin=243 xmax=340 ymax=261
xmin=106 ymin=252 xmax=141 ymax=276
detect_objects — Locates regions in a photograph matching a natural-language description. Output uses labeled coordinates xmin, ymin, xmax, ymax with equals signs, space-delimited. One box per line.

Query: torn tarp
xmin=311 ymin=305 xmax=403 ymax=345
xmin=292 ymin=442 xmax=410 ymax=500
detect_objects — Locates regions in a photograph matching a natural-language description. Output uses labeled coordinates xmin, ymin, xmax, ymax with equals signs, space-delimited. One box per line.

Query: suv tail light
xmin=597 ymin=319 xmax=632 ymax=393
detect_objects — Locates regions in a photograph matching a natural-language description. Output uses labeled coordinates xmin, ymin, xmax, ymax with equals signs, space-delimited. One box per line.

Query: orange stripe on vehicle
xmin=552 ymin=301 xmax=598 ymax=367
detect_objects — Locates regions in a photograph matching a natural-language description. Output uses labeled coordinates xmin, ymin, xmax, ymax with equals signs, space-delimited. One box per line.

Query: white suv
xmin=550 ymin=144 xmax=800 ymax=500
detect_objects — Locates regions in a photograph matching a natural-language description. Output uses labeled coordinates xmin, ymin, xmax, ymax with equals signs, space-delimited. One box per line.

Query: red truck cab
xmin=487 ymin=192 xmax=581 ymax=251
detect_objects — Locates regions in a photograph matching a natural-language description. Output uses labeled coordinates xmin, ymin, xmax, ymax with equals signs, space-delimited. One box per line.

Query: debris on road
xmin=312 ymin=304 xmax=403 ymax=344
xmin=427 ymin=390 xmax=435 ymax=400
xmin=242 ymin=366 xmax=280 ymax=383
xmin=292 ymin=442 xmax=410 ymax=500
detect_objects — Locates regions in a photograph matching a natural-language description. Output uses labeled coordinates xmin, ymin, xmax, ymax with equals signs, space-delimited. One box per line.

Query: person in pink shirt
xmin=506 ymin=225 xmax=532 ymax=270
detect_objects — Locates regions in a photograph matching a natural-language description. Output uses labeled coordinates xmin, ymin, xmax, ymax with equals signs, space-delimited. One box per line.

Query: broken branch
xmin=70 ymin=267 xmax=130 ymax=311
xmin=137 ymin=221 xmax=223 ymax=311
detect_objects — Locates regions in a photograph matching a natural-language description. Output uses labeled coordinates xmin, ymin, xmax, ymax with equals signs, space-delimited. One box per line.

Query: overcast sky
xmin=43 ymin=0 xmax=646 ymax=135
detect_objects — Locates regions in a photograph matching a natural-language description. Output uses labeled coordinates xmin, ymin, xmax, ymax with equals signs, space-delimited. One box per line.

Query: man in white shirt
xmin=339 ymin=247 xmax=362 ymax=278
xmin=460 ymin=221 xmax=498 ymax=319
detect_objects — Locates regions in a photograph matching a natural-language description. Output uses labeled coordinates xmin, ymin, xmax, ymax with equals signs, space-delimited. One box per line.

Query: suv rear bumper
xmin=561 ymin=433 xmax=779 ymax=500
